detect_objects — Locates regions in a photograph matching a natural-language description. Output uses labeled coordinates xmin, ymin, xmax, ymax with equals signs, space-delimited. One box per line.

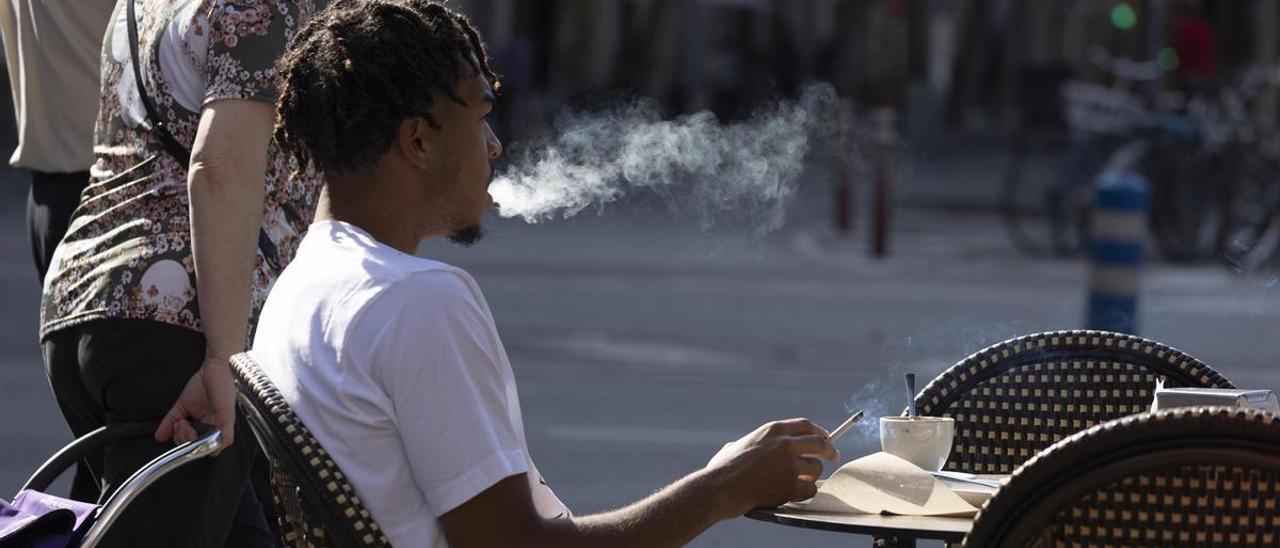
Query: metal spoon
xmin=905 ymin=373 xmax=917 ymax=418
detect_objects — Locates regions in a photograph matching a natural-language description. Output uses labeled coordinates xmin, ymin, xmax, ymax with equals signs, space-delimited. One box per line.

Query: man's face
xmin=422 ymin=70 xmax=501 ymax=245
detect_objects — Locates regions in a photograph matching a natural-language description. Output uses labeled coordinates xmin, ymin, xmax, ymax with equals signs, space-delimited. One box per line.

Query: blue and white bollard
xmin=1087 ymin=172 xmax=1149 ymax=334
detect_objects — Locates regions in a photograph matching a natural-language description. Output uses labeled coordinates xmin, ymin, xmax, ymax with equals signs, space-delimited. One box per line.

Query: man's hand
xmin=154 ymin=356 xmax=237 ymax=446
xmin=703 ymin=418 xmax=840 ymax=518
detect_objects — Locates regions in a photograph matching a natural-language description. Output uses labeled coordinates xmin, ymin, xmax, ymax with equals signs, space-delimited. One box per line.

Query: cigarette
xmin=828 ymin=410 xmax=864 ymax=442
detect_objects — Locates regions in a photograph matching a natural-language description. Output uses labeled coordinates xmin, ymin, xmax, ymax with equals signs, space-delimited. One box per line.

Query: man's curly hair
xmin=275 ymin=0 xmax=498 ymax=176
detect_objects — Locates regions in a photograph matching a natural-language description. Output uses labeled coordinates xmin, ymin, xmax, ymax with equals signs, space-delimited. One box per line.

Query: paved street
xmin=3 ymin=149 xmax=1279 ymax=546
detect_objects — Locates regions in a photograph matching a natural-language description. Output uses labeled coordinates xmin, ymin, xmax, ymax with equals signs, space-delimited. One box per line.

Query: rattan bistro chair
xmin=230 ymin=353 xmax=391 ymax=548
xmin=965 ymin=407 xmax=1280 ymax=547
xmin=914 ymin=330 xmax=1232 ymax=474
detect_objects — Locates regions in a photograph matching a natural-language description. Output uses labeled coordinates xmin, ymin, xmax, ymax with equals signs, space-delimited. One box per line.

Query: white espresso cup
xmin=879 ymin=416 xmax=955 ymax=471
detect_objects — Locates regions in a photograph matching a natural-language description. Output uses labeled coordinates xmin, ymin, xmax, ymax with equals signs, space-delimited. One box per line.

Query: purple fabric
xmin=0 ymin=490 xmax=96 ymax=547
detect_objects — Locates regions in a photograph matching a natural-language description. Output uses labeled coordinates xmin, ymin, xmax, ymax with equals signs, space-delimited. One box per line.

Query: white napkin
xmin=1149 ymin=378 xmax=1279 ymax=413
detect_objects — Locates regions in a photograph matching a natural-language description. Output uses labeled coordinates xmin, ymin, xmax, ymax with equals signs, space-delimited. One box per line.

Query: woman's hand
xmin=154 ymin=356 xmax=237 ymax=446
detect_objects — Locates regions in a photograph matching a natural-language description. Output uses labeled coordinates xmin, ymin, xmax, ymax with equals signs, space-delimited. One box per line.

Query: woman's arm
xmin=156 ymin=99 xmax=275 ymax=446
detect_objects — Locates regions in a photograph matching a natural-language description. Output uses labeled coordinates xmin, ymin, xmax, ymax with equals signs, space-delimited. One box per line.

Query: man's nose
xmin=485 ymin=123 xmax=502 ymax=160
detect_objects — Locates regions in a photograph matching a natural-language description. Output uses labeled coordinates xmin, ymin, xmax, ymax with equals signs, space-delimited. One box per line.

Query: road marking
xmin=545 ymin=424 xmax=741 ymax=445
xmin=515 ymin=334 xmax=753 ymax=369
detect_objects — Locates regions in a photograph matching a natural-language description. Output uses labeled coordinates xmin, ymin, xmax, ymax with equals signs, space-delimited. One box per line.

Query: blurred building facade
xmin=452 ymin=0 xmax=1280 ymax=137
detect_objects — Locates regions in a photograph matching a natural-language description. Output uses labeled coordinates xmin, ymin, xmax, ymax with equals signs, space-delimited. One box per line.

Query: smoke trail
xmin=840 ymin=378 xmax=903 ymax=448
xmin=489 ymin=84 xmax=836 ymax=236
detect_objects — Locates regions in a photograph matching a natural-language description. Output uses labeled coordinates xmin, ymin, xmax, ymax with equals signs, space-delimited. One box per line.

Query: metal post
xmin=833 ymin=98 xmax=855 ymax=235
xmin=1257 ymin=0 xmax=1279 ymax=129
xmin=871 ymin=106 xmax=895 ymax=257
xmin=677 ymin=0 xmax=706 ymax=111
xmin=1087 ymin=172 xmax=1149 ymax=334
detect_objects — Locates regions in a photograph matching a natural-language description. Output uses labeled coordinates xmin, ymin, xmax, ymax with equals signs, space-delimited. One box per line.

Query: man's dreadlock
xmin=275 ymin=0 xmax=498 ymax=176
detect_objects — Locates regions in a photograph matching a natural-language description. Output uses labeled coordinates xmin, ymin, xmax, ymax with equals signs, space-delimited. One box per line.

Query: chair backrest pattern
xmin=915 ymin=330 xmax=1232 ymax=474
xmin=1052 ymin=464 xmax=1280 ymax=546
xmin=965 ymin=407 xmax=1280 ymax=547
xmin=231 ymin=353 xmax=391 ymax=548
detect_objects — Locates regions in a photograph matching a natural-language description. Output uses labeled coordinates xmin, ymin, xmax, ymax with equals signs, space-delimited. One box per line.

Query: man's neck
xmin=314 ymin=175 xmax=431 ymax=255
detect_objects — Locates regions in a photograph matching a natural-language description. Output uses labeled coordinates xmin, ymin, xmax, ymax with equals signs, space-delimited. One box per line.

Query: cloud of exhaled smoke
xmin=488 ymin=84 xmax=836 ymax=236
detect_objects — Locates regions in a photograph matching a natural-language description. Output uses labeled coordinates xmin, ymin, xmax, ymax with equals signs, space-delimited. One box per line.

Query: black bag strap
xmin=124 ymin=0 xmax=281 ymax=272
xmin=127 ymin=0 xmax=191 ymax=166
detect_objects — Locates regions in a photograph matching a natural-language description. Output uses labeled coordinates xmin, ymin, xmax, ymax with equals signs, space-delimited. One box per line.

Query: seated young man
xmin=254 ymin=1 xmax=839 ymax=546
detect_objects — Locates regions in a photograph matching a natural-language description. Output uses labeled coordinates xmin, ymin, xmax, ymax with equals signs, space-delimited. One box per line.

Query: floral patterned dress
xmin=40 ymin=0 xmax=325 ymax=340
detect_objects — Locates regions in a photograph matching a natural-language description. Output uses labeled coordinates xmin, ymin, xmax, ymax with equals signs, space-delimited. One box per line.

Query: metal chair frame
xmin=19 ymin=422 xmax=223 ymax=548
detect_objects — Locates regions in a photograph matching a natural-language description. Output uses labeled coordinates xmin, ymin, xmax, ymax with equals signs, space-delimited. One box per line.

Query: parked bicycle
xmin=1003 ymin=47 xmax=1280 ymax=271
xmin=1001 ymin=48 xmax=1164 ymax=258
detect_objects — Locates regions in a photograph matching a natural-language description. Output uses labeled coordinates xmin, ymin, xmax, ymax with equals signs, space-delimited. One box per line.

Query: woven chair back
xmin=231 ymin=353 xmax=391 ymax=548
xmin=915 ymin=330 xmax=1232 ymax=474
xmin=965 ymin=407 xmax=1280 ymax=547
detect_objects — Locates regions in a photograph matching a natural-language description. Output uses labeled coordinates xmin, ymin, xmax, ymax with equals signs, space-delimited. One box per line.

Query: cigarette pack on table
xmin=1150 ymin=379 xmax=1279 ymax=413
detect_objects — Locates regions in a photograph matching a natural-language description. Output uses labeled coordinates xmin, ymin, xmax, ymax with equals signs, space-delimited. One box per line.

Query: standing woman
xmin=0 ymin=0 xmax=115 ymax=503
xmin=40 ymin=0 xmax=325 ymax=545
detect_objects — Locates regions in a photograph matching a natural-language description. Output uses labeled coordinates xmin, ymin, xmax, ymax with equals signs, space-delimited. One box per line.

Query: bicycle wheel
xmin=1002 ymin=137 xmax=1052 ymax=256
xmin=1218 ymin=148 xmax=1280 ymax=270
xmin=1149 ymin=140 xmax=1221 ymax=262
xmin=1002 ymin=134 xmax=1104 ymax=257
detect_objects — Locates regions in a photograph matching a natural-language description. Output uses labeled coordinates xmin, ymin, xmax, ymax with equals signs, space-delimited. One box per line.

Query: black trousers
xmin=43 ymin=319 xmax=274 ymax=548
xmin=27 ymin=170 xmax=89 ymax=284
xmin=27 ymin=170 xmax=98 ymax=502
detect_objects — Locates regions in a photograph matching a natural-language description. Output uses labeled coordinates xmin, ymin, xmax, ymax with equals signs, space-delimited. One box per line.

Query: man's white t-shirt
xmin=253 ymin=220 xmax=568 ymax=547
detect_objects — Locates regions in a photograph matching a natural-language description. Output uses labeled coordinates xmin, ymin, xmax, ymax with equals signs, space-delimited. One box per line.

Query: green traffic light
xmin=1157 ymin=47 xmax=1180 ymax=71
xmin=1111 ymin=2 xmax=1138 ymax=30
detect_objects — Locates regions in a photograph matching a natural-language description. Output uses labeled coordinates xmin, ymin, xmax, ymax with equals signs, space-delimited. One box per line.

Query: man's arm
xmin=439 ymin=419 xmax=838 ymax=548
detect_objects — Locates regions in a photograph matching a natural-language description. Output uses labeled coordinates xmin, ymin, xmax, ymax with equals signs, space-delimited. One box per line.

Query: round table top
xmin=744 ymin=473 xmax=1009 ymax=542
xmin=745 ymin=507 xmax=973 ymax=542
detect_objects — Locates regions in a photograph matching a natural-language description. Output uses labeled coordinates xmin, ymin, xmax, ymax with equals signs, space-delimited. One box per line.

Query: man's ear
xmin=397 ymin=117 xmax=433 ymax=170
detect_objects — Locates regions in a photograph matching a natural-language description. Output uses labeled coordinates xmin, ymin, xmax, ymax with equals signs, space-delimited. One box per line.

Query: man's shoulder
xmin=273 ymin=222 xmax=492 ymax=345
xmin=295 ymin=221 xmax=469 ymax=286
xmin=341 ymin=265 xmax=495 ymax=380
xmin=370 ymin=265 xmax=485 ymax=316
xmin=289 ymin=254 xmax=479 ymax=322
xmin=264 ymin=229 xmax=475 ymax=324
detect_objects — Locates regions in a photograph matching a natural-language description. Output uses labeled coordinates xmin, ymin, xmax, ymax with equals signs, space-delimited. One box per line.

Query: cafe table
xmin=746 ymin=507 xmax=970 ymax=547
xmin=745 ymin=474 xmax=1009 ymax=547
